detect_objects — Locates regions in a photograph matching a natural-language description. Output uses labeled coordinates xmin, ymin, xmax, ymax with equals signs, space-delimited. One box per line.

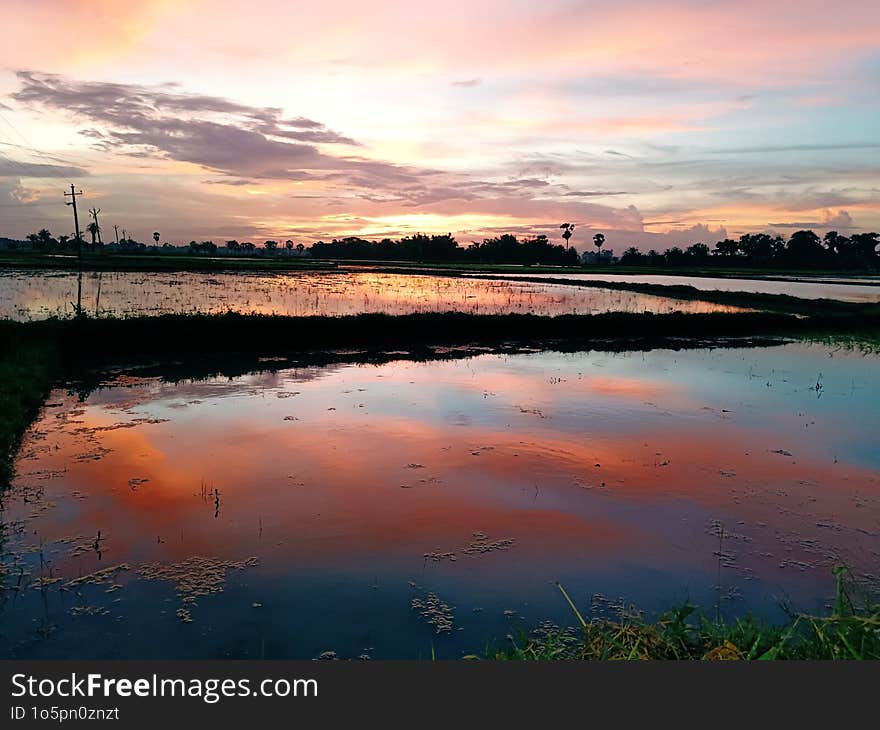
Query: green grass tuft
xmin=489 ymin=567 xmax=880 ymax=660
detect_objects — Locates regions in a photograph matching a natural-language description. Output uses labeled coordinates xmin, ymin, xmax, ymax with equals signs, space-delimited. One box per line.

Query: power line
xmin=0 ymin=131 xmax=69 ymax=196
xmin=0 ymin=109 xmax=80 ymax=184
xmin=0 ymin=111 xmax=92 ymax=222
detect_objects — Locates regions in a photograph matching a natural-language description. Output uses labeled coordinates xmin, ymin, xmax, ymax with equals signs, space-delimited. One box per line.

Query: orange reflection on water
xmin=10 ymin=371 xmax=877 ymax=594
xmin=0 ymin=270 xmax=751 ymax=320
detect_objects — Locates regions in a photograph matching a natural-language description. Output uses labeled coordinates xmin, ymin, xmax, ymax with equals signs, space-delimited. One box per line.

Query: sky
xmin=0 ymin=0 xmax=878 ymax=250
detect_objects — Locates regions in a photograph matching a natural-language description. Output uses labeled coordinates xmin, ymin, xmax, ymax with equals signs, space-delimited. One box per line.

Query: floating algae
xmin=424 ymin=551 xmax=456 ymax=563
xmin=422 ymin=531 xmax=516 ymax=563
xmin=73 ymin=418 xmax=169 ymax=434
xmin=137 ymin=556 xmax=258 ymax=622
xmin=69 ymin=605 xmax=110 ymax=617
xmin=463 ymin=532 xmax=515 ymax=555
xmin=63 ymin=564 xmax=131 ymax=590
xmin=176 ymin=608 xmax=193 ymax=623
xmin=411 ymin=591 xmax=455 ymax=634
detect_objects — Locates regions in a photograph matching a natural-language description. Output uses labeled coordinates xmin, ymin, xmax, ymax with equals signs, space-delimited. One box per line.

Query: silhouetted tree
xmin=686 ymin=242 xmax=710 ymax=262
xmin=785 ymin=230 xmax=825 ymax=267
xmin=850 ymin=232 xmax=880 ymax=267
xmin=560 ymin=223 xmax=575 ymax=250
xmin=714 ymin=238 xmax=739 ymax=257
xmin=739 ymin=233 xmax=783 ymax=265
xmin=86 ymin=222 xmax=99 ymax=249
xmin=665 ymin=246 xmax=686 ymax=266
xmin=620 ymin=246 xmax=643 ymax=265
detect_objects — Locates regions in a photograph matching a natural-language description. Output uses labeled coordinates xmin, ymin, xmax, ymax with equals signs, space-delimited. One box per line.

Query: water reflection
xmin=0 ymin=270 xmax=749 ymax=320
xmin=474 ymin=272 xmax=880 ymax=303
xmin=2 ymin=343 xmax=878 ymax=658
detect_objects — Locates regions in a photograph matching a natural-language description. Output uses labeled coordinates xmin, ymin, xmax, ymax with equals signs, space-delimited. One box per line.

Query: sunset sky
xmin=1 ymin=0 xmax=878 ymax=250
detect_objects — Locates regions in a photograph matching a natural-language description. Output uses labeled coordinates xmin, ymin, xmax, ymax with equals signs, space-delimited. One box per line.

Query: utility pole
xmin=64 ymin=184 xmax=83 ymax=251
xmin=64 ymin=184 xmax=84 ymax=317
xmin=113 ymin=224 xmax=119 ymax=244
xmin=89 ymin=207 xmax=102 ymax=246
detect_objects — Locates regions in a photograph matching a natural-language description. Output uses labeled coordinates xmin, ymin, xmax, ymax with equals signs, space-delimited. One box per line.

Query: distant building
xmin=581 ymin=249 xmax=616 ymax=265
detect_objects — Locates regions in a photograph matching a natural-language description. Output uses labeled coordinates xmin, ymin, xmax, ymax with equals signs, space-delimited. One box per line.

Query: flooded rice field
xmin=2 ymin=341 xmax=878 ymax=658
xmin=0 ymin=270 xmax=749 ymax=320
xmin=473 ymin=272 xmax=880 ymax=303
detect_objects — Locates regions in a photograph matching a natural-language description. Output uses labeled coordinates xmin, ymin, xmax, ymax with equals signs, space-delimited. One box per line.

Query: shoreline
xmin=2 ymin=252 xmax=878 ymax=283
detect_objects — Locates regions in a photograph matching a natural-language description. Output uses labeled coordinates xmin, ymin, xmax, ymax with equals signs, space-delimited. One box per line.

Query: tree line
xmin=310 ymin=233 xmax=580 ymax=265
xmin=619 ymin=230 xmax=879 ymax=270
xmin=11 ymin=227 xmax=880 ymax=270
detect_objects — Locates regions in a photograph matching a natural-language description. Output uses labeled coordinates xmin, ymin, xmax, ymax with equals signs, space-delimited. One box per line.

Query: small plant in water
xmin=487 ymin=567 xmax=879 ymax=660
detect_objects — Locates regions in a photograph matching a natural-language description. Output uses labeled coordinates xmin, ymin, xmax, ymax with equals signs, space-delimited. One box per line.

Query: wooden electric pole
xmin=64 ymin=184 xmax=84 ymax=317
xmin=64 ymin=184 xmax=83 ymax=251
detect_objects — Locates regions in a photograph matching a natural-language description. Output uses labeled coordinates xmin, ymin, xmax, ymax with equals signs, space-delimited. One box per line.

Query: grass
xmin=0 ymin=309 xmax=872 ymax=364
xmin=0 ymin=330 xmax=57 ymax=488
xmin=489 ymin=567 xmax=880 ymax=660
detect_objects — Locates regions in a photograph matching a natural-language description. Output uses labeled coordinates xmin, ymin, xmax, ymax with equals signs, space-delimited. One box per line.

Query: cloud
xmin=11 ymin=71 xmax=470 ymax=193
xmin=13 ymin=70 xmax=358 ymax=146
xmin=9 ymin=71 xmax=652 ymax=220
xmin=768 ymin=210 xmax=857 ymax=230
xmin=451 ymin=78 xmax=482 ymax=88
xmin=563 ymin=190 xmax=630 ymax=198
xmin=0 ymin=159 xmax=88 ymax=178
xmin=592 ymin=223 xmax=730 ymax=253
xmin=709 ymin=143 xmax=880 ymax=155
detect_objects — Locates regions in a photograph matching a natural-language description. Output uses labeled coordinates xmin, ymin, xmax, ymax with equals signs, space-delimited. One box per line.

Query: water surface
xmin=472 ymin=272 xmax=880 ymax=303
xmin=0 ymin=270 xmax=748 ymax=320
xmin=2 ymin=343 xmax=878 ymax=658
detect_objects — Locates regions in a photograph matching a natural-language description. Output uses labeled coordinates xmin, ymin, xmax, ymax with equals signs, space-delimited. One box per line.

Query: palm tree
xmin=153 ymin=231 xmax=161 ymax=245
xmin=593 ymin=232 xmax=605 ymax=255
xmin=86 ymin=221 xmax=99 ymax=250
xmin=560 ymin=223 xmax=575 ymax=250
